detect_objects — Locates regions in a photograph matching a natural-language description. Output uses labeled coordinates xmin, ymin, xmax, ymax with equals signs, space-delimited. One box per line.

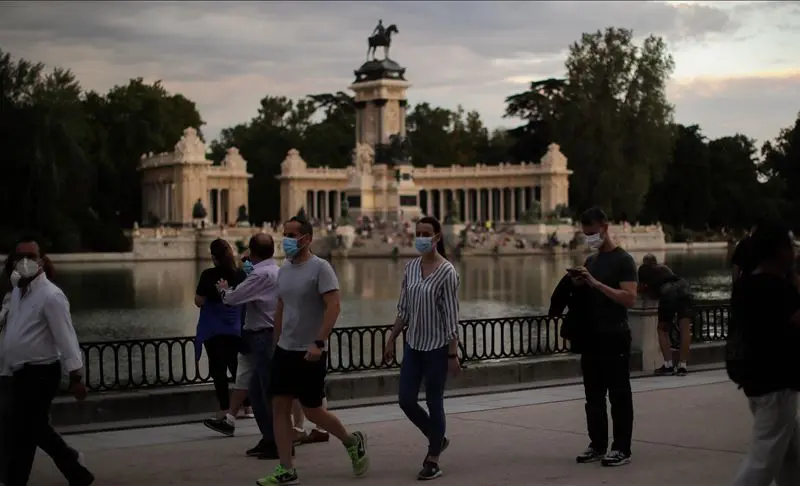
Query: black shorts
xmin=657 ymin=280 xmax=693 ymax=323
xmin=270 ymin=345 xmax=327 ymax=408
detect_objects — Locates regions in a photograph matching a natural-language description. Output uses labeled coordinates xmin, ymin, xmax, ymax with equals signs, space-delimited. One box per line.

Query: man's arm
xmin=316 ymin=262 xmax=341 ymax=341
xmin=43 ymin=291 xmax=83 ymax=377
xmin=220 ymin=273 xmax=265 ymax=305
xmin=318 ymin=291 xmax=341 ymax=341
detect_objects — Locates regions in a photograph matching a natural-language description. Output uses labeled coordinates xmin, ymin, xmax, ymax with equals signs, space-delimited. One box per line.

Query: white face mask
xmin=15 ymin=258 xmax=40 ymax=279
xmin=584 ymin=233 xmax=604 ymax=250
xmin=9 ymin=271 xmax=21 ymax=288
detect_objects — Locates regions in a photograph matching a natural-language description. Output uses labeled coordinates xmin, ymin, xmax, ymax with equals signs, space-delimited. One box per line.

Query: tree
xmin=505 ymin=28 xmax=675 ymax=219
xmin=0 ymin=49 xmax=204 ymax=252
xmin=760 ymin=112 xmax=800 ymax=227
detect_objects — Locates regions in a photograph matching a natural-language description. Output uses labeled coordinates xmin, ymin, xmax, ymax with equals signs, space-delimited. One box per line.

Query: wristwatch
xmin=314 ymin=340 xmax=327 ymax=351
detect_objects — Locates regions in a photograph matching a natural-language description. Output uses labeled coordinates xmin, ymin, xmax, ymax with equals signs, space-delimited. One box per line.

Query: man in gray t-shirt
xmin=276 ymin=255 xmax=339 ymax=351
xmin=259 ymin=217 xmax=368 ymax=486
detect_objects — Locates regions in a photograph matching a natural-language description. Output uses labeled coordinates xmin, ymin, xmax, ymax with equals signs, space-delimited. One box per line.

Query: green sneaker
xmin=255 ymin=464 xmax=300 ymax=485
xmin=346 ymin=431 xmax=369 ymax=476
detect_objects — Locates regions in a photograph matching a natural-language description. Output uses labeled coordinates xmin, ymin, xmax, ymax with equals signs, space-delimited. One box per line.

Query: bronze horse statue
xmin=367 ymin=24 xmax=399 ymax=61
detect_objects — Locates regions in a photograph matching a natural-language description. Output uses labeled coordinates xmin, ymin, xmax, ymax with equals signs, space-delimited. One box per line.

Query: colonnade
xmin=305 ymin=190 xmax=344 ymax=222
xmin=142 ymin=181 xmax=177 ymax=224
xmin=419 ymin=187 xmax=542 ymax=223
xmin=302 ymin=186 xmax=542 ymax=223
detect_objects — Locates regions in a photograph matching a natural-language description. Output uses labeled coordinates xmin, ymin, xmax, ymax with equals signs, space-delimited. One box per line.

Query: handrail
xmin=76 ymin=304 xmax=730 ymax=392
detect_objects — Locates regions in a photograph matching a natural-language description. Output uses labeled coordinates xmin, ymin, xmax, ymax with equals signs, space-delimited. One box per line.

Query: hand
xmin=69 ymin=381 xmax=88 ymax=401
xmin=216 ymin=279 xmax=230 ymax=291
xmin=575 ymin=267 xmax=599 ymax=288
xmin=448 ymin=356 xmax=461 ymax=377
xmin=304 ymin=343 xmax=322 ymax=362
xmin=383 ymin=337 xmax=397 ymax=364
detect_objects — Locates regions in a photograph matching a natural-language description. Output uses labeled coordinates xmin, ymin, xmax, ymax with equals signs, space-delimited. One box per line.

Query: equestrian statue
xmin=367 ymin=19 xmax=399 ymax=61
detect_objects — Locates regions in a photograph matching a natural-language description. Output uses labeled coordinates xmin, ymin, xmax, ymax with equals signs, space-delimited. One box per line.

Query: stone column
xmin=510 ymin=188 xmax=517 ymax=221
xmin=334 ymin=191 xmax=341 ymax=222
xmin=499 ymin=189 xmax=505 ymax=222
xmin=630 ymin=300 xmax=661 ymax=373
xmin=426 ymin=190 xmax=433 ymax=217
xmin=438 ymin=192 xmax=445 ymax=221
xmin=164 ymin=184 xmax=170 ymax=224
xmin=487 ymin=189 xmax=494 ymax=221
xmin=476 ymin=190 xmax=483 ymax=221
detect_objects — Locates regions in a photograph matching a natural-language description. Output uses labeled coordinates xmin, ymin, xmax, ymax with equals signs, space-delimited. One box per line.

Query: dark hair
xmin=417 ymin=216 xmax=447 ymax=259
xmin=248 ymin=234 xmax=275 ymax=260
xmin=580 ymin=206 xmax=609 ymax=226
xmin=643 ymin=254 xmax=658 ymax=265
xmin=749 ymin=221 xmax=793 ymax=266
xmin=210 ymin=239 xmax=236 ymax=272
xmin=287 ymin=216 xmax=314 ymax=238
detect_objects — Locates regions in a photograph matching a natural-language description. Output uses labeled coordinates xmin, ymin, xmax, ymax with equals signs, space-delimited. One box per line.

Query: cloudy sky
xmin=2 ymin=1 xmax=799 ymax=147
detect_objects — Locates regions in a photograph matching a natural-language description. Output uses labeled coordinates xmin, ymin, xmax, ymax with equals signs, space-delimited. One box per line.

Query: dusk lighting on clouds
xmin=1 ymin=1 xmax=798 ymax=144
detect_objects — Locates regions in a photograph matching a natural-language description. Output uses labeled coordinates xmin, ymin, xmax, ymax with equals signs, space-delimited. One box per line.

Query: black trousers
xmin=580 ymin=345 xmax=634 ymax=455
xmin=204 ymin=334 xmax=240 ymax=410
xmin=5 ymin=362 xmax=92 ymax=486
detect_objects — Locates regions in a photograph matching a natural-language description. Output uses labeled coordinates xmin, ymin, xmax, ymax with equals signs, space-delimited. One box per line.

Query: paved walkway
xmin=32 ymin=370 xmax=755 ymax=485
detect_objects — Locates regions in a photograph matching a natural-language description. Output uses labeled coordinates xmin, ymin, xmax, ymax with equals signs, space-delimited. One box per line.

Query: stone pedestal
xmin=629 ymin=299 xmax=661 ymax=373
xmin=441 ymin=223 xmax=466 ymax=254
xmin=336 ymin=225 xmax=356 ymax=256
xmin=345 ymin=167 xmax=376 ymax=221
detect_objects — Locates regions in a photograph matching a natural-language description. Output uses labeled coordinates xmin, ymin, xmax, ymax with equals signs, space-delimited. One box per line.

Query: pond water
xmin=55 ymin=250 xmax=731 ymax=342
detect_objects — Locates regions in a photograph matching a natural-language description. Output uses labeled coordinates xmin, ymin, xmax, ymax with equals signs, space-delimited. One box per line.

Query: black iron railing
xmin=79 ymin=315 xmax=569 ymax=392
xmin=77 ymin=303 xmax=730 ymax=392
xmin=692 ymin=304 xmax=729 ymax=342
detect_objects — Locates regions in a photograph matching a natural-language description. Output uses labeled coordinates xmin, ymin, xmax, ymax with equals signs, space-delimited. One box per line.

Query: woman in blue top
xmin=384 ymin=216 xmax=461 ymax=481
xmin=194 ymin=239 xmax=246 ymax=414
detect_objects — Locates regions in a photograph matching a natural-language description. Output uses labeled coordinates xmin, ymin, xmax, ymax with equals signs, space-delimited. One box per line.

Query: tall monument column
xmin=345 ymin=20 xmax=418 ymax=222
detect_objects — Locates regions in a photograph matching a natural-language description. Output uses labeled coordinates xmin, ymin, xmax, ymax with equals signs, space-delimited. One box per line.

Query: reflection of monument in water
xmin=277 ymin=20 xmax=572 ymax=223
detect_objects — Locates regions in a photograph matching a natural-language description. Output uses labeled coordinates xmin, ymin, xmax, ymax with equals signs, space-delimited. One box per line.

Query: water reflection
xmin=55 ymin=250 xmax=731 ymax=341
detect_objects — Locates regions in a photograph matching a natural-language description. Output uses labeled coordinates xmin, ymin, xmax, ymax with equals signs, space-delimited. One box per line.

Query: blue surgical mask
xmin=242 ymin=260 xmax=254 ymax=275
xmin=415 ymin=236 xmax=434 ymax=254
xmin=282 ymin=237 xmax=300 ymax=258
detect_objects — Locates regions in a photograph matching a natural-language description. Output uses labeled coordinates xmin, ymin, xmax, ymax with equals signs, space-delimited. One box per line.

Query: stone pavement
xmin=32 ymin=370 xmax=756 ymax=486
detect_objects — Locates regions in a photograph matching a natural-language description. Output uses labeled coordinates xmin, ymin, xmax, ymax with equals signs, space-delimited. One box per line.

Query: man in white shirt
xmin=0 ymin=239 xmax=93 ymax=486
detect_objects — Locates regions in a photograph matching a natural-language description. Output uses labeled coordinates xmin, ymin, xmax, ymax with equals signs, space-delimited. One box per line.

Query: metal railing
xmin=77 ymin=303 xmax=730 ymax=392
xmin=692 ymin=304 xmax=729 ymax=342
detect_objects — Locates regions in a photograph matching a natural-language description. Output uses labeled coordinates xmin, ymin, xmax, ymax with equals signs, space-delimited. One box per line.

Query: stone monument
xmin=344 ymin=19 xmax=416 ymax=222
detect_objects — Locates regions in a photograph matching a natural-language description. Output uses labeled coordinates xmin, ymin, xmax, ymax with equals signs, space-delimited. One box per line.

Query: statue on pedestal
xmin=367 ymin=20 xmax=399 ymax=61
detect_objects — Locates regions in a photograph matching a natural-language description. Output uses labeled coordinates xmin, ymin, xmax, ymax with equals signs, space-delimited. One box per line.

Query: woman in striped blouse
xmin=384 ymin=216 xmax=461 ymax=481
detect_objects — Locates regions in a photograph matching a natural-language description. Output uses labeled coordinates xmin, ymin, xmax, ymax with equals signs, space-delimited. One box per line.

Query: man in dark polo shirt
xmin=572 ymin=207 xmax=638 ymax=467
xmin=638 ymin=255 xmax=693 ymax=376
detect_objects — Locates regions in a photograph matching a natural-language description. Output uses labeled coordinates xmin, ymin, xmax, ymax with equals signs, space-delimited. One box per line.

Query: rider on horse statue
xmin=372 ymin=20 xmax=385 ymax=37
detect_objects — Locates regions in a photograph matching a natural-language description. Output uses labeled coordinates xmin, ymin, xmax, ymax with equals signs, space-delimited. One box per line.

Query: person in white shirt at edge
xmin=256 ymin=216 xmax=368 ymax=486
xmin=0 ymin=239 xmax=94 ymax=486
xmin=384 ymin=216 xmax=462 ymax=481
xmin=0 ymin=256 xmax=86 ymax=486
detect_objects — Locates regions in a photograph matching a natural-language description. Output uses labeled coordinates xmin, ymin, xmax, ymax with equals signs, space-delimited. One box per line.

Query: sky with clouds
xmin=1 ymin=1 xmax=799 ymax=147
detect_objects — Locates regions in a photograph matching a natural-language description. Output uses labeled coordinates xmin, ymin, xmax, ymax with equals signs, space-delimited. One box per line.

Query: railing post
xmin=629 ymin=298 xmax=661 ymax=373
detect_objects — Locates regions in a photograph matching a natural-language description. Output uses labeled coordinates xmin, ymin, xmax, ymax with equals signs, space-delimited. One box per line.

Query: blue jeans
xmin=398 ymin=344 xmax=449 ymax=456
xmin=245 ymin=329 xmax=275 ymax=445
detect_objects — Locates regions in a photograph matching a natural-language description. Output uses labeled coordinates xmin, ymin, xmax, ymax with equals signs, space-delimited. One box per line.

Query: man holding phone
xmin=570 ymin=207 xmax=638 ymax=468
